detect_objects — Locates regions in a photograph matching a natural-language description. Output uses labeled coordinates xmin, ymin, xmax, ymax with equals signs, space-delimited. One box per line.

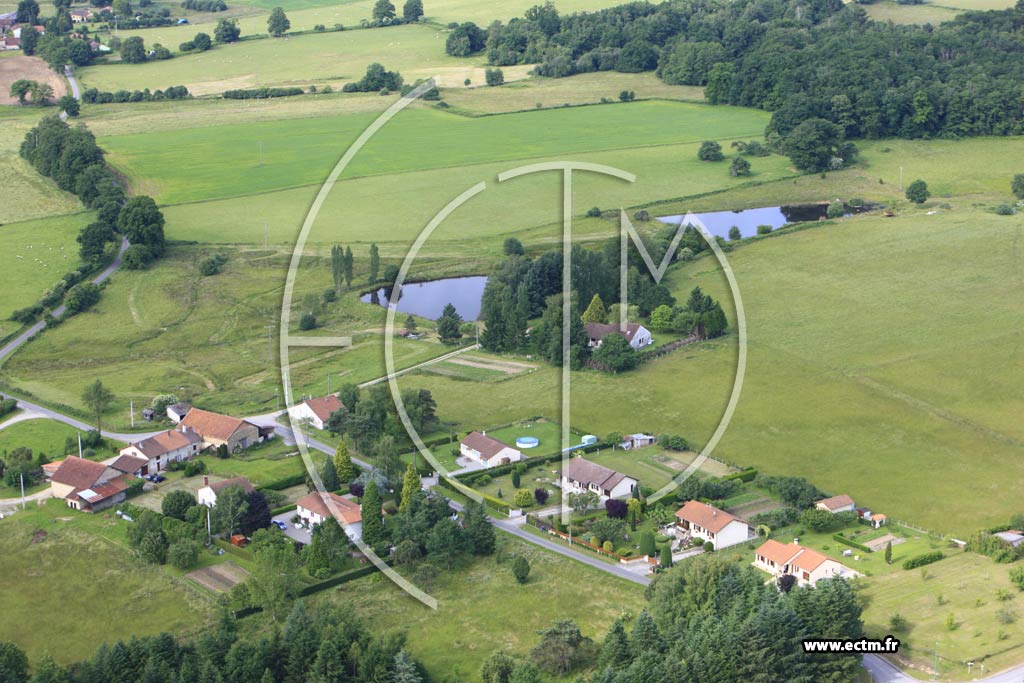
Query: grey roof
xmin=562 ymin=457 xmax=630 ymax=491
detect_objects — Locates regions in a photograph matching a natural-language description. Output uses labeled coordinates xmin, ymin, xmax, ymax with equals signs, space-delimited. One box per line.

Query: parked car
xmin=273 ymin=520 xmax=287 ymax=531
xmin=152 ymin=474 xmax=166 ymax=483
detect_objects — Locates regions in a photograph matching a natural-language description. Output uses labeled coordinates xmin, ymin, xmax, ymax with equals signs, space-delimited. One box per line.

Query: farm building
xmin=460 ymin=431 xmax=523 ymax=468
xmin=117 ymin=425 xmax=203 ymax=474
xmin=49 ymin=457 xmax=133 ymax=512
xmin=584 ymin=322 xmax=653 ymax=350
xmin=560 ymin=456 xmax=637 ymax=500
xmin=674 ymin=500 xmax=751 ymax=550
xmin=815 ymin=494 xmax=856 ymax=514
xmin=197 ymin=476 xmax=255 ymax=507
xmin=289 ymin=394 xmax=344 ymax=431
xmin=753 ymin=539 xmax=859 ymax=587
xmin=296 ymin=491 xmax=362 ymax=540
xmin=166 ymin=402 xmax=192 ymax=423
xmin=180 ymin=408 xmax=267 ymax=452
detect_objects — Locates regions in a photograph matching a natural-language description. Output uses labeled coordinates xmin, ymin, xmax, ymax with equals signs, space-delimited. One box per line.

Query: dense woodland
xmin=475 ymin=0 xmax=1024 ymax=145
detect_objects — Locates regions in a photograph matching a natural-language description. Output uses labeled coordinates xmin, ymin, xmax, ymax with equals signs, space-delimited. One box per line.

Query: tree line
xmin=475 ymin=0 xmax=1024 ymax=156
xmin=0 ymin=600 xmax=429 ymax=683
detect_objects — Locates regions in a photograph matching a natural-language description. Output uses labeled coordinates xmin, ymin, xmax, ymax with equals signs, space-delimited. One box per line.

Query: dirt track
xmin=185 ymin=562 xmax=249 ymax=593
xmin=0 ymin=55 xmax=67 ymax=106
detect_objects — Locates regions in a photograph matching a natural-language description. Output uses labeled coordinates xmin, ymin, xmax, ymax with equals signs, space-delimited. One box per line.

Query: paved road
xmin=0 ymin=395 xmax=164 ymax=444
xmin=0 ymin=238 xmax=130 ymax=367
xmin=63 ymin=65 xmax=80 ymax=99
xmin=863 ymin=653 xmax=1024 ymax=682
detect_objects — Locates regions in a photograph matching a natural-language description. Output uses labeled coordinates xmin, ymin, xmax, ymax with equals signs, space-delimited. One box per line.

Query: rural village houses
xmin=460 ymin=431 xmax=523 ymax=468
xmin=289 ymin=394 xmax=344 ymax=431
xmin=49 ymin=457 xmax=134 ymax=512
xmin=117 ymin=425 xmax=204 ymax=475
xmin=584 ymin=322 xmax=653 ymax=350
xmin=295 ymin=491 xmax=363 ymax=541
xmin=197 ymin=476 xmax=255 ymax=507
xmin=674 ymin=499 xmax=752 ymax=550
xmin=180 ymin=407 xmax=270 ymax=452
xmin=753 ymin=538 xmax=860 ymax=587
xmin=560 ymin=455 xmax=637 ymax=500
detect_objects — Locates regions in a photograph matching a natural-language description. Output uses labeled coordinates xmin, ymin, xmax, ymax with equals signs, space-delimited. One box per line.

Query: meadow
xmin=0 ymin=418 xmax=121 ymax=460
xmin=76 ymin=23 xmax=528 ymax=94
xmin=860 ymin=552 xmax=1024 ymax=680
xmin=318 ymin=533 xmax=645 ymax=679
xmin=0 ymin=213 xmax=92 ymax=321
xmin=0 ymin=498 xmax=215 ymax=664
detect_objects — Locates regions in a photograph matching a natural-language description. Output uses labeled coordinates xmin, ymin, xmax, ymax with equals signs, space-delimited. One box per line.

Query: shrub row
xmin=722 ymin=468 xmax=758 ymax=483
xmin=436 ymin=477 xmax=510 ymax=515
xmin=235 ymin=562 xmax=386 ymax=618
xmin=903 ymin=551 xmax=945 ymax=570
xmin=223 ymin=87 xmax=304 ymax=100
xmin=0 ymin=398 xmax=17 ymax=418
xmin=82 ymin=86 xmax=190 ymax=104
xmin=832 ymin=533 xmax=873 ymax=554
xmin=270 ymin=504 xmax=298 ymax=516
xmin=260 ymin=473 xmax=307 ymax=491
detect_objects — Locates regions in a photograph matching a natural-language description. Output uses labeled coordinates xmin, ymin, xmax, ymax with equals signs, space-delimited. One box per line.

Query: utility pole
xmin=130 ymin=400 xmax=134 ymax=428
xmin=264 ymin=324 xmax=274 ymax=362
xmin=932 ymin=641 xmax=938 ymax=681
xmin=264 ymin=222 xmax=268 ymax=249
xmin=258 ymin=141 xmax=263 ymax=166
xmin=78 ymin=433 xmax=83 ymax=458
xmin=327 ymin=372 xmax=331 ymax=395
xmin=20 ymin=473 xmax=25 ymax=510
xmin=899 ymin=166 xmax=904 ymax=191
xmin=206 ymin=506 xmax=212 ymax=545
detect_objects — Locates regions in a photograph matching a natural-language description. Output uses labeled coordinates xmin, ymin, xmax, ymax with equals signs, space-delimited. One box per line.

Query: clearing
xmin=0 ymin=55 xmax=67 ymax=106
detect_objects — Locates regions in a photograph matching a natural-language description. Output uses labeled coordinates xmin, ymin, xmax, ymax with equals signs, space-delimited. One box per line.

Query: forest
xmin=480 ymin=0 xmax=1024 ymax=143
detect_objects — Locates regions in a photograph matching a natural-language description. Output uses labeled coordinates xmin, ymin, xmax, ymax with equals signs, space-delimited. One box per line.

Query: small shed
xmin=230 ymin=534 xmax=248 ymax=547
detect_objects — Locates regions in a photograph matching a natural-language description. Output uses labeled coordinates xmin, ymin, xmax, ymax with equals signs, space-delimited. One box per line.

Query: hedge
xmin=722 ymin=468 xmax=757 ymax=483
xmin=261 ymin=473 xmax=307 ymax=491
xmin=223 ymin=86 xmax=304 ymax=100
xmin=833 ymin=533 xmax=872 ymax=553
xmin=235 ymin=563 xmax=385 ymax=618
xmin=903 ymin=551 xmax=944 ymax=570
xmin=270 ymin=504 xmax=298 ymax=516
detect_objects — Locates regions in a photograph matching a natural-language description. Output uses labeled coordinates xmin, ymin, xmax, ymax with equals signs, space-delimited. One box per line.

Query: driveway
xmin=272 ymin=511 xmax=311 ymax=545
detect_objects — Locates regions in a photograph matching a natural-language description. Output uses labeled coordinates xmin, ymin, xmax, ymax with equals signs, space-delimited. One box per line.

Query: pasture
xmin=76 ymin=23 xmax=526 ymax=94
xmin=0 ymin=213 xmax=91 ymax=320
xmin=859 ymin=552 xmax=1024 ymax=680
xmin=0 ymin=418 xmax=121 ymax=460
xmin=0 ymin=498 xmax=214 ymax=664
xmin=319 ymin=533 xmax=645 ymax=680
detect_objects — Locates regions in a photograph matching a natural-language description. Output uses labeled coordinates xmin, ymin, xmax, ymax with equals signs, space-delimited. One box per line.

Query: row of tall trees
xmin=0 ymin=600 xmax=427 ymax=683
xmin=484 ymin=0 xmax=1024 ymax=147
xmin=325 ymin=383 xmax=438 ymax=458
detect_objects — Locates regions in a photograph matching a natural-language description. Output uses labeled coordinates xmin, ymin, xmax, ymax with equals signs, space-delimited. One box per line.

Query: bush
xmin=703 ymin=540 xmax=715 ymax=552
xmin=513 ymin=488 xmax=533 ymax=508
xmin=833 ymin=533 xmax=872 ymax=553
xmin=586 ymin=207 xmax=602 ymax=218
xmin=223 ymin=87 xmax=304 ymax=100
xmin=0 ymin=398 xmax=17 ymax=418
xmin=905 ymin=179 xmax=930 ymax=204
xmin=618 ymin=90 xmax=635 ymax=102
xmin=168 ymin=541 xmax=200 ymax=570
xmin=729 ymin=155 xmax=751 ymax=177
xmin=198 ymin=253 xmax=228 ymax=276
xmin=299 ymin=313 xmax=317 ymax=330
xmin=993 ymin=204 xmax=1016 ymax=216
xmin=903 ymin=551 xmax=944 ymax=570
xmin=1011 ymin=566 xmax=1024 ymax=591
xmin=184 ymin=460 xmax=206 ymax=477
xmin=485 ymin=67 xmax=504 ymax=86
xmin=1012 ymin=173 xmax=1024 ymax=200
xmin=756 ymin=224 xmax=773 ymax=235
xmin=605 ymin=499 xmax=627 ymax=519
xmin=698 ymin=141 xmax=724 ymax=161
xmin=64 ymin=282 xmax=101 ymax=314
xmin=512 ymin=555 xmax=530 ymax=584
xmin=534 ymin=488 xmax=549 ymax=505
xmin=826 ymin=200 xmax=845 ymax=218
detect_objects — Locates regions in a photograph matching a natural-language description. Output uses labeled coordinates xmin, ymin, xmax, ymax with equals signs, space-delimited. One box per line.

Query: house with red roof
xmin=675 ymin=499 xmax=752 ymax=550
xmin=197 ymin=475 xmax=255 ymax=507
xmin=753 ymin=538 xmax=859 ymax=587
xmin=117 ymin=425 xmax=203 ymax=474
xmin=296 ymin=491 xmax=362 ymax=540
xmin=289 ymin=394 xmax=344 ymax=431
xmin=815 ymin=494 xmax=856 ymax=514
xmin=180 ymin=407 xmax=266 ymax=452
xmin=49 ymin=457 xmax=133 ymax=512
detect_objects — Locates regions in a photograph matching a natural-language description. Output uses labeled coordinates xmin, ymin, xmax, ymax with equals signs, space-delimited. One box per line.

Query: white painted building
xmin=560 ymin=456 xmax=637 ymax=500
xmin=675 ymin=500 xmax=751 ymax=550
xmin=460 ymin=431 xmax=523 ymax=468
xmin=753 ymin=539 xmax=860 ymax=587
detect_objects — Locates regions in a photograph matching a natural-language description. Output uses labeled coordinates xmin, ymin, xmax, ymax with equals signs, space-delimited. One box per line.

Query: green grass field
xmin=0 ymin=498 xmax=214 ymax=664
xmin=77 ymin=23 xmax=519 ymax=94
xmin=0 ymin=112 xmax=83 ymax=225
xmin=0 ymin=418 xmax=122 ymax=460
xmin=860 ymin=552 xmax=1024 ymax=680
xmin=0 ymin=212 xmax=92 ymax=321
xmin=318 ymin=533 xmax=645 ymax=680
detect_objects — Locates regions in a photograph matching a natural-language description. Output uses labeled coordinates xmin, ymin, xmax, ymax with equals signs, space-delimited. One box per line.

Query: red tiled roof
xmin=181 ymin=408 xmax=251 ymax=442
xmin=76 ymin=475 xmax=129 ymax=504
xmin=675 ymin=500 xmax=743 ymax=533
xmin=790 ymin=546 xmax=829 ymax=573
xmin=51 ymin=457 xmax=107 ymax=490
xmin=461 ymin=431 xmax=516 ymax=459
xmin=302 ymin=395 xmax=344 ymax=422
xmin=756 ymin=539 xmax=801 ymax=566
xmin=297 ymin=491 xmax=361 ymax=525
xmin=109 ymin=454 xmax=148 ymax=474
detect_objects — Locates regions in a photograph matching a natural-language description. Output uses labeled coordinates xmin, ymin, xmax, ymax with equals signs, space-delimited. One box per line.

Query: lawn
xmin=583 ymin=446 xmax=709 ymax=493
xmin=0 ymin=418 xmax=122 ymax=460
xmin=0 ymin=212 xmax=92 ymax=321
xmin=859 ymin=552 xmax=1024 ymax=680
xmin=485 ymin=418 xmax=567 ymax=455
xmin=0 ymin=498 xmax=215 ymax=664
xmin=317 ymin=533 xmax=645 ymax=681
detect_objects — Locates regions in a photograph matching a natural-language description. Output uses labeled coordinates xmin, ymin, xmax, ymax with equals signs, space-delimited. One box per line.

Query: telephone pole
xmin=130 ymin=400 xmax=134 ymax=428
xmin=264 ymin=324 xmax=274 ymax=362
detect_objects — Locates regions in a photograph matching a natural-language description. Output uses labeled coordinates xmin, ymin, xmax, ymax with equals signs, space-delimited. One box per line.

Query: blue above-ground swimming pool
xmin=516 ymin=436 xmax=540 ymax=449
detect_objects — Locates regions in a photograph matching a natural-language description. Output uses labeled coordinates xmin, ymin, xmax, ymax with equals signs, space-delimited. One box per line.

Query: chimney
xmin=482 ymin=431 xmax=486 ymax=437
xmin=203 ymin=475 xmax=209 ymax=486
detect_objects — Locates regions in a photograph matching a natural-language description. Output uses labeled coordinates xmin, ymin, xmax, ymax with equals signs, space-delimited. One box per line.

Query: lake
xmin=361 ymin=275 xmax=488 ymax=321
xmin=657 ymin=204 xmax=837 ymax=239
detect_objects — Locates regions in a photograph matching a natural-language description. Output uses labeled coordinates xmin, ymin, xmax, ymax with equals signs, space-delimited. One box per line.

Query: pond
xmin=361 ymin=275 xmax=488 ymax=321
xmin=657 ymin=204 xmax=841 ymax=240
